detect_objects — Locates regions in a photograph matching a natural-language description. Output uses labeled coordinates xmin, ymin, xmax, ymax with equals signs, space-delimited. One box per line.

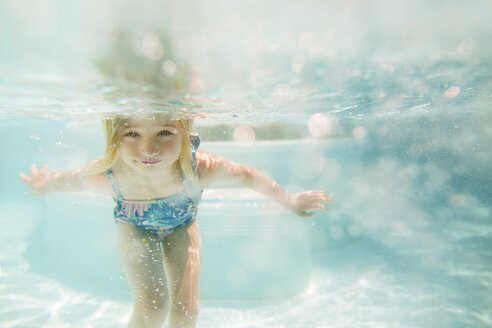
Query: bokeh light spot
xmin=352 ymin=126 xmax=367 ymax=139
xmin=308 ymin=113 xmax=338 ymax=138
xmin=450 ymin=194 xmax=466 ymax=206
xmin=444 ymin=86 xmax=460 ymax=98
xmin=162 ymin=60 xmax=177 ymax=76
xmin=455 ymin=38 xmax=477 ymax=55
xmin=233 ymin=125 xmax=255 ymax=147
xmin=291 ymin=55 xmax=305 ymax=73
xmin=142 ymin=33 xmax=164 ymax=61
xmin=382 ymin=63 xmax=394 ymax=73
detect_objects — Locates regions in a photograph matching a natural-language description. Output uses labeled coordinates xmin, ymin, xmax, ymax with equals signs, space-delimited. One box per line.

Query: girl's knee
xmin=131 ymin=299 xmax=168 ymax=328
xmin=134 ymin=290 xmax=169 ymax=320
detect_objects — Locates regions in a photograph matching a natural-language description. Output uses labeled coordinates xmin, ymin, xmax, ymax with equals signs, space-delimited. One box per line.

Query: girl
xmin=20 ymin=114 xmax=333 ymax=328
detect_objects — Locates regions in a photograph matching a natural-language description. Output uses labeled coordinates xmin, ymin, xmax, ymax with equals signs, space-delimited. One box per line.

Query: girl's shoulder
xmin=195 ymin=149 xmax=225 ymax=171
xmin=194 ymin=149 xmax=225 ymax=188
xmin=194 ymin=149 xmax=245 ymax=188
xmin=79 ymin=156 xmax=113 ymax=193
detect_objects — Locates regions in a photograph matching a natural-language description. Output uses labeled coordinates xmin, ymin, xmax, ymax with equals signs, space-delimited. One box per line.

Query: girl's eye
xmin=125 ymin=131 xmax=139 ymax=137
xmin=158 ymin=130 xmax=173 ymax=136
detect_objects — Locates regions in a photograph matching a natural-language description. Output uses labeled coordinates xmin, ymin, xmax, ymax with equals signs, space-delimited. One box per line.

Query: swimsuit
xmin=107 ymin=134 xmax=202 ymax=239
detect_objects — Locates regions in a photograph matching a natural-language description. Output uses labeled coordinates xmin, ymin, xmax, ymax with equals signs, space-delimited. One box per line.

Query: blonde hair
xmin=85 ymin=115 xmax=194 ymax=176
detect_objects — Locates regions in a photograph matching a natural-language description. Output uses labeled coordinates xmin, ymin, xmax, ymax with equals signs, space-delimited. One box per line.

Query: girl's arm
xmin=19 ymin=160 xmax=111 ymax=196
xmin=196 ymin=150 xmax=333 ymax=217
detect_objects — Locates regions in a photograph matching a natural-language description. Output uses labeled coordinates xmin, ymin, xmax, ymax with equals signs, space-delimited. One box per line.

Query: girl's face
xmin=116 ymin=117 xmax=184 ymax=175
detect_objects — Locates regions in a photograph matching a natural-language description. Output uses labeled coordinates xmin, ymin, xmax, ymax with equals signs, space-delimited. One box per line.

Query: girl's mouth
xmin=141 ymin=159 xmax=162 ymax=165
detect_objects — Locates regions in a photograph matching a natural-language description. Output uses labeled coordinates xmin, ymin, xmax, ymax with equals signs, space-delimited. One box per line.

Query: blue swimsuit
xmin=107 ymin=134 xmax=202 ymax=239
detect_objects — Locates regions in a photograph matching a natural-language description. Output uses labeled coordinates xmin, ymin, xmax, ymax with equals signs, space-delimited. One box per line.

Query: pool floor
xmin=1 ymin=206 xmax=490 ymax=328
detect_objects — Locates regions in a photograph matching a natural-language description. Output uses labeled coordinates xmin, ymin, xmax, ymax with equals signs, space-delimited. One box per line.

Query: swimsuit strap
xmin=106 ymin=168 xmax=123 ymax=200
xmin=190 ymin=132 xmax=200 ymax=173
xmin=184 ymin=133 xmax=202 ymax=202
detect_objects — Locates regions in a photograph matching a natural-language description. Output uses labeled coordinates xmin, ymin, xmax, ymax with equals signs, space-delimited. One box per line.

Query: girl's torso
xmin=104 ymin=134 xmax=203 ymax=237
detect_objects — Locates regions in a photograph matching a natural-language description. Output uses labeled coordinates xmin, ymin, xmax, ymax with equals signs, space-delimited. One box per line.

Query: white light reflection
xmin=272 ymin=84 xmax=293 ymax=102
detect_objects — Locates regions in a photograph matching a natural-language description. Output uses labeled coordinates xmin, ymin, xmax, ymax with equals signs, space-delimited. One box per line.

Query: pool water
xmin=1 ymin=0 xmax=492 ymax=327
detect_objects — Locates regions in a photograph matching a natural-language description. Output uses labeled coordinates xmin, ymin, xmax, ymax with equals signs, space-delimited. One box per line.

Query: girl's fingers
xmin=31 ymin=163 xmax=38 ymax=176
xmin=40 ymin=164 xmax=49 ymax=174
xmin=316 ymin=194 xmax=334 ymax=203
xmin=304 ymin=191 xmax=333 ymax=201
xmin=305 ymin=202 xmax=328 ymax=211
xmin=19 ymin=172 xmax=31 ymax=184
xmin=316 ymin=203 xmax=328 ymax=211
xmin=311 ymin=194 xmax=332 ymax=202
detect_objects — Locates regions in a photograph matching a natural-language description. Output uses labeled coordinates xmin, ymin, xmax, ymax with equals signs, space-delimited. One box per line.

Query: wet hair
xmin=86 ymin=115 xmax=194 ymax=176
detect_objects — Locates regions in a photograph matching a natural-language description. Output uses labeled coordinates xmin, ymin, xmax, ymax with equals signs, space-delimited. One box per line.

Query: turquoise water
xmin=1 ymin=0 xmax=492 ymax=327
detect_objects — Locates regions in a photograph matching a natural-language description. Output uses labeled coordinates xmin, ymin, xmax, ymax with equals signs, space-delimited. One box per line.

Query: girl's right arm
xmin=19 ymin=160 xmax=111 ymax=196
xmin=195 ymin=150 xmax=332 ymax=217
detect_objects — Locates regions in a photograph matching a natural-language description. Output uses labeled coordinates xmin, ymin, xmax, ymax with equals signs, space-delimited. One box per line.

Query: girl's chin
xmin=133 ymin=160 xmax=176 ymax=171
xmin=118 ymin=158 xmax=178 ymax=174
xmin=137 ymin=162 xmax=165 ymax=170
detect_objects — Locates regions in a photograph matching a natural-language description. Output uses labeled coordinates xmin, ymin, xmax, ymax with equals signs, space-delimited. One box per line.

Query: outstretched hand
xmin=19 ymin=164 xmax=61 ymax=196
xmin=288 ymin=190 xmax=333 ymax=217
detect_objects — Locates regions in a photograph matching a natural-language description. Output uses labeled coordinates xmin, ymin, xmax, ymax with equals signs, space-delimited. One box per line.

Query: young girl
xmin=20 ymin=114 xmax=332 ymax=328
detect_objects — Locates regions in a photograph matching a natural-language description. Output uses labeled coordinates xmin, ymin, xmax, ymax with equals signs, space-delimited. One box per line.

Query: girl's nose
xmin=140 ymin=139 xmax=160 ymax=157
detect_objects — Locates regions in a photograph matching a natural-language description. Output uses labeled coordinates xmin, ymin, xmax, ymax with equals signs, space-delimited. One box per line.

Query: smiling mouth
xmin=141 ymin=159 xmax=162 ymax=165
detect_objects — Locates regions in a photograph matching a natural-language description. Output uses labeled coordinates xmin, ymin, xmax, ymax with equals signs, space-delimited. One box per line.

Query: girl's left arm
xmin=196 ymin=150 xmax=333 ymax=217
xmin=19 ymin=159 xmax=111 ymax=196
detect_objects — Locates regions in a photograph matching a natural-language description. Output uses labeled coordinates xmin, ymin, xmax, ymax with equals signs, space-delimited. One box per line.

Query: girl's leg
xmin=162 ymin=220 xmax=201 ymax=328
xmin=116 ymin=223 xmax=169 ymax=328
